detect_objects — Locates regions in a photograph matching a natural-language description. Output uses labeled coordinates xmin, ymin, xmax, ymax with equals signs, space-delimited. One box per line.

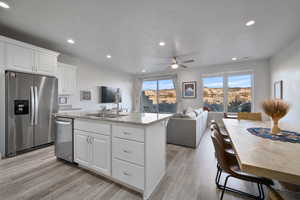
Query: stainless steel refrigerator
xmin=5 ymin=71 xmax=58 ymax=157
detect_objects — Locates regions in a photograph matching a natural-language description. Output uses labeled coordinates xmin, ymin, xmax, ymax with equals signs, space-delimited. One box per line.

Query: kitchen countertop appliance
xmin=5 ymin=71 xmax=58 ymax=157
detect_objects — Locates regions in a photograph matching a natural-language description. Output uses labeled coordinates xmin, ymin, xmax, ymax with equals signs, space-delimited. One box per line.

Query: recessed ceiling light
xmin=232 ymin=57 xmax=238 ymax=61
xmin=106 ymin=54 xmax=112 ymax=59
xmin=0 ymin=1 xmax=10 ymax=9
xmin=142 ymin=69 xmax=146 ymax=73
xmin=159 ymin=42 xmax=165 ymax=46
xmin=246 ymin=20 xmax=256 ymax=27
xmin=67 ymin=39 xmax=75 ymax=44
xmin=171 ymin=64 xmax=179 ymax=69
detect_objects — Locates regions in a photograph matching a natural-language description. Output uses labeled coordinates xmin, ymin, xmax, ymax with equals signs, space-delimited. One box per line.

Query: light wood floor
xmin=0 ymin=130 xmax=297 ymax=200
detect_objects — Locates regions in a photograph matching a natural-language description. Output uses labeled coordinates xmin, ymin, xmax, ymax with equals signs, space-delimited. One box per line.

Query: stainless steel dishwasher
xmin=55 ymin=117 xmax=74 ymax=163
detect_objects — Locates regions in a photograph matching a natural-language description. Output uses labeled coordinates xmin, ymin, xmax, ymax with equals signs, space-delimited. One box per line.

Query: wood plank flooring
xmin=0 ymin=130 xmax=298 ymax=200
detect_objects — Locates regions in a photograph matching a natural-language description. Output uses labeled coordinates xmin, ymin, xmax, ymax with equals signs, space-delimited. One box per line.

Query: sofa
xmin=167 ymin=108 xmax=208 ymax=148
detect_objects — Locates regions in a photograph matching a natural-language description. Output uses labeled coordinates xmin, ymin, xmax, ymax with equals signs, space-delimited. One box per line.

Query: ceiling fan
xmin=167 ymin=56 xmax=195 ymax=69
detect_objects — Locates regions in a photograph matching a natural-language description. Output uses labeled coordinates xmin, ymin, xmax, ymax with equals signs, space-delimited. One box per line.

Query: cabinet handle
xmin=123 ymin=149 xmax=131 ymax=154
xmin=123 ymin=132 xmax=132 ymax=135
xmin=123 ymin=171 xmax=131 ymax=176
xmin=89 ymin=137 xmax=93 ymax=144
xmin=86 ymin=136 xmax=89 ymax=144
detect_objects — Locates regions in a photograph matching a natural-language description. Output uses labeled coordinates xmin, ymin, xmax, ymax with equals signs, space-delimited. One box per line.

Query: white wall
xmin=270 ymin=36 xmax=300 ymax=132
xmin=177 ymin=59 xmax=270 ymax=113
xmin=58 ymin=55 xmax=133 ymax=112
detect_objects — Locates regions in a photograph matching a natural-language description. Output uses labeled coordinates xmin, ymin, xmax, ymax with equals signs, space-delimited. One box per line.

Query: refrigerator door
xmin=34 ymin=75 xmax=58 ymax=146
xmin=5 ymin=71 xmax=35 ymax=156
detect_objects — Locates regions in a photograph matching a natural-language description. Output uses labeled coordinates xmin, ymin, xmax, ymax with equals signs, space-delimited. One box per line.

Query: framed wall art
xmin=182 ymin=81 xmax=197 ymax=98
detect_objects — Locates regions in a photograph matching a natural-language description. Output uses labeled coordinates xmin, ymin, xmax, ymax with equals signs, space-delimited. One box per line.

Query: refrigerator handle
xmin=34 ymin=86 xmax=39 ymax=125
xmin=30 ymin=86 xmax=35 ymax=125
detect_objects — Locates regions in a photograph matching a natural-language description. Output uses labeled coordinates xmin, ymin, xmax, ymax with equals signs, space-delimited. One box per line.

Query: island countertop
xmin=54 ymin=112 xmax=172 ymax=126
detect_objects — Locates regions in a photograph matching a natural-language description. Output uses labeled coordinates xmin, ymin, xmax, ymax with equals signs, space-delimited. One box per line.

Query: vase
xmin=271 ymin=117 xmax=281 ymax=134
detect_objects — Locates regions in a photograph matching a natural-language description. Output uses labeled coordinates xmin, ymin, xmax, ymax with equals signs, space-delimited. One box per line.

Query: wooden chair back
xmin=237 ymin=112 xmax=262 ymax=121
xmin=267 ymin=186 xmax=284 ymax=200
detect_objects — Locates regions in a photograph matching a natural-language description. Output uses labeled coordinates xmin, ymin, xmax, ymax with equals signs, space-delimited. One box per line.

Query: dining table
xmin=223 ymin=119 xmax=300 ymax=185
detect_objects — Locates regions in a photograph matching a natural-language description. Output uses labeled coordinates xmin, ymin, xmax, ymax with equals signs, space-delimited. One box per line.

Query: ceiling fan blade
xmin=180 ymin=64 xmax=189 ymax=68
xmin=182 ymin=59 xmax=195 ymax=64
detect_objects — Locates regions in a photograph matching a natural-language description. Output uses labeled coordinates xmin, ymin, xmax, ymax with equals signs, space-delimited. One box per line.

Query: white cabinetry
xmin=58 ymin=63 xmax=77 ymax=95
xmin=74 ymin=120 xmax=111 ymax=176
xmin=90 ymin=133 xmax=111 ymax=175
xmin=0 ymin=41 xmax=4 ymax=68
xmin=6 ymin=43 xmax=35 ymax=72
xmin=0 ymin=35 xmax=59 ymax=76
xmin=73 ymin=119 xmax=167 ymax=200
xmin=35 ymin=50 xmax=58 ymax=75
xmin=74 ymin=130 xmax=90 ymax=167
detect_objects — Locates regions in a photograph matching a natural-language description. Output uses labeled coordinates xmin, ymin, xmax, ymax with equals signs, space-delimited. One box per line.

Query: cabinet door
xmin=6 ymin=43 xmax=34 ymax=72
xmin=0 ymin=42 xmax=4 ymax=68
xmin=74 ymin=130 xmax=90 ymax=167
xmin=36 ymin=51 xmax=57 ymax=75
xmin=57 ymin=63 xmax=77 ymax=95
xmin=90 ymin=133 xmax=111 ymax=176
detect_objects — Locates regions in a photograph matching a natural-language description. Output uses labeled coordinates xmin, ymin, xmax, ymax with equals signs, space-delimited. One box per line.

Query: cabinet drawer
xmin=74 ymin=120 xmax=111 ymax=136
xmin=112 ymin=125 xmax=144 ymax=142
xmin=113 ymin=138 xmax=144 ymax=166
xmin=112 ymin=158 xmax=144 ymax=190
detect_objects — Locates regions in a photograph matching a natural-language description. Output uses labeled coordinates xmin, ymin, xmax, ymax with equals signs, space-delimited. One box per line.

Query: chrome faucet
xmin=115 ymin=88 xmax=121 ymax=116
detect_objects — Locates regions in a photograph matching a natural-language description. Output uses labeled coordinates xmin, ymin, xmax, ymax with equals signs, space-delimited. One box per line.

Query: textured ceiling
xmin=1 ymin=0 xmax=300 ymax=74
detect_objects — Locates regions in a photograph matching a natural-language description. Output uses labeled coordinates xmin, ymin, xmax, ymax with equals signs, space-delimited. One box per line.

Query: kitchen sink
xmin=86 ymin=113 xmax=127 ymax=118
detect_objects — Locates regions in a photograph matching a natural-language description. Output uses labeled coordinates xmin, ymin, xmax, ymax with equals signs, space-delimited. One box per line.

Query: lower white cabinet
xmin=74 ymin=130 xmax=90 ymax=167
xmin=90 ymin=133 xmax=111 ymax=176
xmin=74 ymin=130 xmax=111 ymax=176
xmin=73 ymin=119 xmax=167 ymax=200
xmin=112 ymin=158 xmax=144 ymax=190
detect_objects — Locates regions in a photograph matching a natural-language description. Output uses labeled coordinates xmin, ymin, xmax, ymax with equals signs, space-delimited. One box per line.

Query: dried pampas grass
xmin=262 ymin=100 xmax=289 ymax=118
xmin=262 ymin=99 xmax=289 ymax=134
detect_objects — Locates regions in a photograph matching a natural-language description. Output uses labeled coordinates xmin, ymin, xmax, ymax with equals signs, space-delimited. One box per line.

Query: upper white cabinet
xmin=58 ymin=62 xmax=77 ymax=95
xmin=0 ymin=42 xmax=4 ymax=68
xmin=35 ymin=50 xmax=58 ymax=75
xmin=6 ymin=43 xmax=35 ymax=72
xmin=0 ymin=35 xmax=59 ymax=76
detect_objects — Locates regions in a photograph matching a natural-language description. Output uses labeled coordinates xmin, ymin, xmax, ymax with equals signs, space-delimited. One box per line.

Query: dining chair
xmin=237 ymin=112 xmax=262 ymax=121
xmin=210 ymin=122 xmax=231 ymax=147
xmin=267 ymin=186 xmax=284 ymax=200
xmin=211 ymin=130 xmax=273 ymax=200
xmin=210 ymin=120 xmax=229 ymax=138
xmin=210 ymin=123 xmax=236 ymax=189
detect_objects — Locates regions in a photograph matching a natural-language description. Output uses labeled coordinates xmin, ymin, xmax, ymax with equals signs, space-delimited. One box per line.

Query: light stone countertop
xmin=54 ymin=111 xmax=173 ymax=126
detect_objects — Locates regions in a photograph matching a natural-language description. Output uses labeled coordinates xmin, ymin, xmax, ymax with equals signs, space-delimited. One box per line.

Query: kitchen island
xmin=55 ymin=112 xmax=172 ymax=200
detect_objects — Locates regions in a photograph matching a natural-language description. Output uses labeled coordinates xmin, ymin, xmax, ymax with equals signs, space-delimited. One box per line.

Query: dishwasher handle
xmin=55 ymin=120 xmax=72 ymax=125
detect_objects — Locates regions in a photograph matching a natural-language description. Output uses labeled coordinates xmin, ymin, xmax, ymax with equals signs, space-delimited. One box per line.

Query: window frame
xmin=201 ymin=71 xmax=254 ymax=113
xmin=141 ymin=78 xmax=177 ymax=114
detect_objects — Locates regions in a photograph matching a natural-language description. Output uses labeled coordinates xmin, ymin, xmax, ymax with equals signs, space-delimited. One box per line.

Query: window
xmin=203 ymin=76 xmax=224 ymax=112
xmin=202 ymin=73 xmax=253 ymax=113
xmin=227 ymin=74 xmax=252 ymax=112
xmin=141 ymin=79 xmax=177 ymax=113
